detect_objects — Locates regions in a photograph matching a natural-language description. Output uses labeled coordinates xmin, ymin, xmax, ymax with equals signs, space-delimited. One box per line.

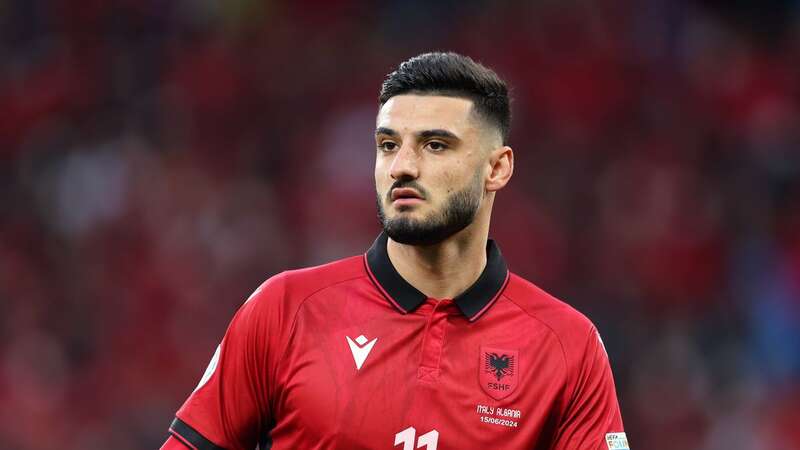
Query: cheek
xmin=375 ymin=162 xmax=392 ymax=195
xmin=374 ymin=159 xmax=386 ymax=183
xmin=444 ymin=175 xmax=456 ymax=194
xmin=440 ymin=166 xmax=467 ymax=195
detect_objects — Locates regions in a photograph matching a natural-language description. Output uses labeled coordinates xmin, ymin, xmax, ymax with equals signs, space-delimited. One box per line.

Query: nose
xmin=389 ymin=143 xmax=419 ymax=180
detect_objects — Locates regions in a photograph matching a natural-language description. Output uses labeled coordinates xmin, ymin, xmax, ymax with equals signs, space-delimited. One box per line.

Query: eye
xmin=378 ymin=141 xmax=398 ymax=152
xmin=425 ymin=141 xmax=448 ymax=152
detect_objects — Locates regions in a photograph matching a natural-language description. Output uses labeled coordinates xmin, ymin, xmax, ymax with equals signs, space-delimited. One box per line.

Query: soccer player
xmin=161 ymin=52 xmax=629 ymax=450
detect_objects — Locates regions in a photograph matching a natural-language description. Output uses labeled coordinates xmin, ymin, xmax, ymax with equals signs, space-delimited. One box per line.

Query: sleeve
xmin=162 ymin=274 xmax=287 ymax=450
xmin=160 ymin=435 xmax=199 ymax=450
xmin=551 ymin=326 xmax=629 ymax=450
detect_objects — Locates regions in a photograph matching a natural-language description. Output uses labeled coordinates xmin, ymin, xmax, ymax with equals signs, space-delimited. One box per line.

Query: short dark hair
xmin=379 ymin=52 xmax=511 ymax=145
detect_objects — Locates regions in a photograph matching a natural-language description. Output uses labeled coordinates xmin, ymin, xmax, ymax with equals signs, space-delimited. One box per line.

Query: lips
xmin=391 ymin=188 xmax=423 ymax=201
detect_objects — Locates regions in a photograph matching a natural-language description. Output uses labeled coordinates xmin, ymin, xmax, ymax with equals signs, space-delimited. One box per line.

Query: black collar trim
xmin=364 ymin=232 xmax=509 ymax=321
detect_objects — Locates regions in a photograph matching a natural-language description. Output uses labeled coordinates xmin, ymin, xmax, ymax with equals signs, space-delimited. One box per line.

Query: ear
xmin=485 ymin=146 xmax=514 ymax=192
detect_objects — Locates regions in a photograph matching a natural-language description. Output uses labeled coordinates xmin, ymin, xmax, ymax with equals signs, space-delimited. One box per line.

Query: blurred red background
xmin=1 ymin=1 xmax=799 ymax=449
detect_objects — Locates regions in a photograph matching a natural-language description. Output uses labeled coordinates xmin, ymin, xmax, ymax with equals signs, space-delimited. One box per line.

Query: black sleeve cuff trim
xmin=169 ymin=417 xmax=226 ymax=450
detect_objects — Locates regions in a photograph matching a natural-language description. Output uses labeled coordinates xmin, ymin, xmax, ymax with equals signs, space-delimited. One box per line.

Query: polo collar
xmin=364 ymin=232 xmax=509 ymax=321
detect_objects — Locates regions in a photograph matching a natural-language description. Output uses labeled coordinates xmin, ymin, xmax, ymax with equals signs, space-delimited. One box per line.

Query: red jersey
xmin=162 ymin=233 xmax=628 ymax=450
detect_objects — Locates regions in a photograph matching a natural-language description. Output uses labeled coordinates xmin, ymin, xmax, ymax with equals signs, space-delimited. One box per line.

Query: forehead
xmin=376 ymin=95 xmax=477 ymax=135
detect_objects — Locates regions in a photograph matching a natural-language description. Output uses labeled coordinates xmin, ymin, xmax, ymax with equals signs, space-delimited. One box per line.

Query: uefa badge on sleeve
xmin=479 ymin=346 xmax=519 ymax=400
xmin=605 ymin=432 xmax=630 ymax=449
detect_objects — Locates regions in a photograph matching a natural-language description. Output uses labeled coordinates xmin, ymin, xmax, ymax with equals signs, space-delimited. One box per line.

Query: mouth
xmin=390 ymin=188 xmax=424 ymax=207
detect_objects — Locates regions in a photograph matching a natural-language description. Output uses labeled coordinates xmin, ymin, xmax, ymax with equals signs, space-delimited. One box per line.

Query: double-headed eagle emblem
xmin=485 ymin=352 xmax=515 ymax=381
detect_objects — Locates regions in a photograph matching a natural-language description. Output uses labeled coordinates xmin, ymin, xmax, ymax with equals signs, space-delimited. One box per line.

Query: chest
xmin=269 ymin=302 xmax=568 ymax=449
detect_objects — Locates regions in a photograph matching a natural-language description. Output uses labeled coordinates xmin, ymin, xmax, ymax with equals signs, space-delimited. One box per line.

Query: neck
xmin=386 ymin=215 xmax=490 ymax=300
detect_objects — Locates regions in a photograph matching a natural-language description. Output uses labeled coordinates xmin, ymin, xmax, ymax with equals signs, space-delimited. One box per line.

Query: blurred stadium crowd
xmin=1 ymin=1 xmax=799 ymax=449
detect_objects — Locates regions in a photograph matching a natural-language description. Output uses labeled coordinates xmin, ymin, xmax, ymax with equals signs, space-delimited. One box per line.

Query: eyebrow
xmin=375 ymin=127 xmax=462 ymax=142
xmin=418 ymin=129 xmax=460 ymax=141
xmin=375 ymin=127 xmax=399 ymax=137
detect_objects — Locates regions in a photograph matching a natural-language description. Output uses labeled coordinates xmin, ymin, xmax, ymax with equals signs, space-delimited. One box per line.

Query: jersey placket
xmin=417 ymin=299 xmax=452 ymax=382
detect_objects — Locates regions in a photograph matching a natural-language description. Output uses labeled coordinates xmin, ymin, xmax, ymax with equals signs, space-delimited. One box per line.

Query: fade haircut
xmin=379 ymin=52 xmax=511 ymax=145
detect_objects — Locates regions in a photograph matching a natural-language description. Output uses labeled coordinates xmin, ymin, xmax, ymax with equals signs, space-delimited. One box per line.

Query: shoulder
xmin=243 ymin=254 xmax=367 ymax=314
xmin=502 ymin=272 xmax=596 ymax=359
xmin=222 ymin=255 xmax=368 ymax=351
xmin=281 ymin=255 xmax=368 ymax=298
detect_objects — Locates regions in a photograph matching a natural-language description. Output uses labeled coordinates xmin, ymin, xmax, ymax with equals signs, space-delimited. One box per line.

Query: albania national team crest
xmin=479 ymin=346 xmax=519 ymax=400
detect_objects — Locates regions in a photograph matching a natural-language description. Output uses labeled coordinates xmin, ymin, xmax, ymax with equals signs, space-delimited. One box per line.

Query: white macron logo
xmin=346 ymin=334 xmax=378 ymax=370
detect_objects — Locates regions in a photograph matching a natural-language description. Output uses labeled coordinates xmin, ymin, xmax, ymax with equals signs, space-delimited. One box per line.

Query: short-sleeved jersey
xmin=162 ymin=233 xmax=628 ymax=450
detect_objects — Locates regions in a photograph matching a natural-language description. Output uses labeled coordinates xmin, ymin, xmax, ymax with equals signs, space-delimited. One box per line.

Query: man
xmin=161 ymin=52 xmax=629 ymax=450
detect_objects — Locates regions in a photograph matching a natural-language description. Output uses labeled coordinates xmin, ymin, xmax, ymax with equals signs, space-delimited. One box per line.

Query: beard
xmin=376 ymin=171 xmax=483 ymax=246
